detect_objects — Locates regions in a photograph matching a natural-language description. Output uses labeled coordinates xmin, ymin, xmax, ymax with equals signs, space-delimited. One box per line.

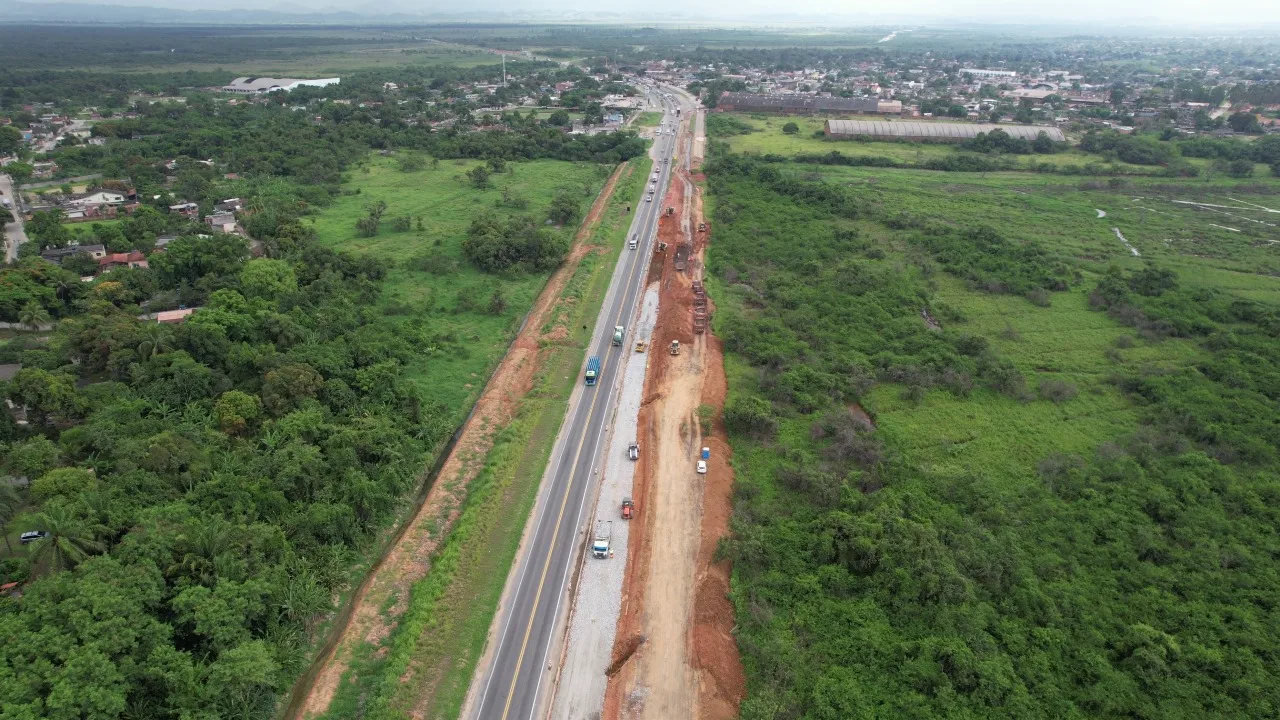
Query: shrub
xmin=1225 ymin=159 xmax=1255 ymax=178
xmin=1038 ymin=378 xmax=1078 ymax=404
xmin=462 ymin=214 xmax=569 ymax=274
xmin=723 ymin=395 xmax=777 ymax=437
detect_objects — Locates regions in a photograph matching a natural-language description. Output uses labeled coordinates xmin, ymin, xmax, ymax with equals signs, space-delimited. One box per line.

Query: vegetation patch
xmin=709 ymin=151 xmax=1280 ymax=718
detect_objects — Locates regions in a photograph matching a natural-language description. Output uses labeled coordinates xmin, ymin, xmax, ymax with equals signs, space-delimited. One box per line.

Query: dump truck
xmin=592 ymin=520 xmax=613 ymax=558
xmin=669 ymin=340 xmax=680 ymax=355
xmin=613 ymin=325 xmax=624 ymax=345
xmin=621 ymin=498 xmax=634 ymax=520
xmin=585 ymin=355 xmax=600 ymax=386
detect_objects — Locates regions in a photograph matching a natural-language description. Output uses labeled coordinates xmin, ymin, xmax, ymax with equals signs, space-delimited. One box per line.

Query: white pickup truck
xmin=592 ymin=520 xmax=613 ymax=558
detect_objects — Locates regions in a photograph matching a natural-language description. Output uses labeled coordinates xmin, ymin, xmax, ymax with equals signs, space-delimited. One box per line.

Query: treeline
xmin=709 ymin=158 xmax=1280 ymax=718
xmin=958 ymin=128 xmax=1060 ymax=155
xmin=52 ymin=101 xmax=645 ymax=190
xmin=1081 ymin=130 xmax=1280 ymax=176
xmin=0 ymin=223 xmax=466 ymax=717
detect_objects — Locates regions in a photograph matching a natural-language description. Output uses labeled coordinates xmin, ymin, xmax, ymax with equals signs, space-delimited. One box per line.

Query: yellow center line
xmin=498 ymin=131 xmax=670 ymax=720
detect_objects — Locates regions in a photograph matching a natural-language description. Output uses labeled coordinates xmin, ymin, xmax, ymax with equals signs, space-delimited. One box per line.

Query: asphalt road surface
xmin=1 ymin=174 xmax=29 ymax=263
xmin=468 ymin=88 xmax=681 ymax=720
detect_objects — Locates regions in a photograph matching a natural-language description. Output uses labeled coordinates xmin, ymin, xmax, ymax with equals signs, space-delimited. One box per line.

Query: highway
xmin=467 ymin=87 xmax=681 ymax=720
xmin=1 ymin=173 xmax=28 ymax=263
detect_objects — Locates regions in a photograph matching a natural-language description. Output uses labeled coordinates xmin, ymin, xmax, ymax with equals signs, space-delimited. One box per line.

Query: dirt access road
xmin=290 ymin=163 xmax=628 ymax=719
xmin=603 ymin=100 xmax=745 ymax=720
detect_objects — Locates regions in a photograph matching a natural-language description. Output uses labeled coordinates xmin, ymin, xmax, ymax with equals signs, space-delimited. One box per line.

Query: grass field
xmin=805 ymin=164 xmax=1276 ymax=485
xmin=813 ymin=165 xmax=1280 ymax=296
xmin=711 ymin=112 xmax=1280 ymax=177
xmin=308 ymin=155 xmax=610 ymax=415
xmin=317 ymin=154 xmax=652 ymax=719
xmin=632 ymin=111 xmax=663 ymax=128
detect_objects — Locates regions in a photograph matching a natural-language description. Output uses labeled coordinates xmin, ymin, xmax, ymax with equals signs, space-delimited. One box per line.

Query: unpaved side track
xmin=603 ymin=97 xmax=744 ymax=720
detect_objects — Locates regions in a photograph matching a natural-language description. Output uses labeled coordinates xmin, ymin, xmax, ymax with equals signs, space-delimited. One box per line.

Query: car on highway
xmin=696 ymin=459 xmax=707 ymax=474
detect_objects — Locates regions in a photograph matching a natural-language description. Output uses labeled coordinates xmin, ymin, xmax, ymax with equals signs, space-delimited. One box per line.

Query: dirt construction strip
xmin=290 ymin=163 xmax=627 ymax=719
xmin=603 ymin=102 xmax=744 ymax=720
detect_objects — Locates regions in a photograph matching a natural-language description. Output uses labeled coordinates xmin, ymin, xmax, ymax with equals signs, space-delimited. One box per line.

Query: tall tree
xmin=29 ymin=503 xmax=106 ymax=573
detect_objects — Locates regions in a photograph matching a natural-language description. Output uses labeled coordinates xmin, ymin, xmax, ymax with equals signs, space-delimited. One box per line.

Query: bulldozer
xmin=635 ymin=340 xmax=647 ymax=353
xmin=669 ymin=340 xmax=680 ymax=355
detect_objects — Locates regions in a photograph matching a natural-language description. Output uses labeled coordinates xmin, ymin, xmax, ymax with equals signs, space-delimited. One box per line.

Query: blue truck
xmin=585 ymin=355 xmax=601 ymax=386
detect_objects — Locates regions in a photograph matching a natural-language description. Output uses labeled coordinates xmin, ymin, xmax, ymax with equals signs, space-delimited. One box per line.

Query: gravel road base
xmin=551 ymin=284 xmax=660 ymax=720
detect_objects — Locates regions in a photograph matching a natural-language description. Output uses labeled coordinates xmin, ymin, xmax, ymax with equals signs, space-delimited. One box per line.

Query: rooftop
xmin=825 ymin=119 xmax=1065 ymax=142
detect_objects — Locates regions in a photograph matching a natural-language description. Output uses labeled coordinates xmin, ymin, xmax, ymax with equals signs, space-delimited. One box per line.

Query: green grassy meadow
xmin=633 ymin=111 xmax=663 ymax=128
xmin=307 ymin=155 xmax=610 ymax=414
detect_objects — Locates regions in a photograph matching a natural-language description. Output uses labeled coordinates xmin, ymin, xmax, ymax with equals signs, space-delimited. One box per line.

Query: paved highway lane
xmin=468 ymin=90 xmax=681 ymax=720
xmin=1 ymin=174 xmax=29 ymax=264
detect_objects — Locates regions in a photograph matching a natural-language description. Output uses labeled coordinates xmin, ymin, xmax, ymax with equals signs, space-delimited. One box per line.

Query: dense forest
xmin=709 ymin=156 xmax=1280 ymax=718
xmin=0 ymin=223 xmax=464 ymax=716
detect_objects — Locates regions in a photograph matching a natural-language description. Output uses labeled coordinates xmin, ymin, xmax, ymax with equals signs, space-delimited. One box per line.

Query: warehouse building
xmin=824 ymin=119 xmax=1065 ymax=143
xmin=221 ymin=77 xmax=341 ymax=94
xmin=960 ymin=68 xmax=1019 ymax=79
xmin=717 ymin=93 xmax=902 ymax=114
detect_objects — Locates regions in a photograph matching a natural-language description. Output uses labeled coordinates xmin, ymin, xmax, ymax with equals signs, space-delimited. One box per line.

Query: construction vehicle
xmin=585 ymin=355 xmax=600 ymax=386
xmin=628 ymin=443 xmax=639 ymax=460
xmin=666 ymin=207 xmax=675 ymax=216
xmin=621 ymin=498 xmax=634 ymax=520
xmin=693 ymin=281 xmax=708 ymax=333
xmin=612 ymin=326 xmax=624 ymax=346
xmin=698 ymin=222 xmax=707 ymax=232
xmin=635 ymin=340 xmax=647 ymax=353
xmin=656 ymin=241 xmax=668 ymax=253
xmin=669 ymin=340 xmax=680 ymax=355
xmin=592 ymin=520 xmax=613 ymax=558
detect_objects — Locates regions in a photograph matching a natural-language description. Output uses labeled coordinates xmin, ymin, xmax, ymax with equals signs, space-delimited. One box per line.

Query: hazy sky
xmin=47 ymin=0 xmax=1280 ymax=26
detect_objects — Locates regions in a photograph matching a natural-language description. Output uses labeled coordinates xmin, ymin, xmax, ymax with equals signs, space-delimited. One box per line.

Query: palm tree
xmin=29 ymin=503 xmax=106 ymax=573
xmin=17 ymin=302 xmax=50 ymax=332
xmin=0 ymin=485 xmax=22 ymax=554
xmin=136 ymin=323 xmax=174 ymax=362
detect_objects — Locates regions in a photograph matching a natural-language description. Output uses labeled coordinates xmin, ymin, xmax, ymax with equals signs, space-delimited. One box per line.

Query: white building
xmin=960 ymin=68 xmax=1019 ymax=80
xmin=221 ymin=77 xmax=341 ymax=94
